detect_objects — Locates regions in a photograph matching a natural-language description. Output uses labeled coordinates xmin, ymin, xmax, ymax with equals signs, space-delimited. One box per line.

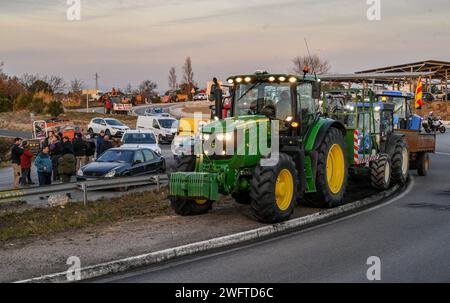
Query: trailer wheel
xmin=250 ymin=153 xmax=298 ymax=223
xmin=304 ymin=128 xmax=348 ymax=208
xmin=417 ymin=152 xmax=430 ymax=176
xmin=371 ymin=154 xmax=391 ymax=190
xmin=391 ymin=141 xmax=409 ymax=185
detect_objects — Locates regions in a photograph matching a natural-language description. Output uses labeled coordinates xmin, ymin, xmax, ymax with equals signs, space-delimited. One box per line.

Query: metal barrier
xmin=0 ymin=174 xmax=169 ymax=205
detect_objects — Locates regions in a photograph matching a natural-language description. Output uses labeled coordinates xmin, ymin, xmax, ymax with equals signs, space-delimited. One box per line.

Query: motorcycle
xmin=423 ymin=116 xmax=446 ymax=134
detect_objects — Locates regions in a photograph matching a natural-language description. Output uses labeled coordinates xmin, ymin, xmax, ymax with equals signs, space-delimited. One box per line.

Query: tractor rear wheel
xmin=371 ymin=154 xmax=391 ymax=190
xmin=304 ymin=128 xmax=348 ymax=208
xmin=417 ymin=152 xmax=430 ymax=176
xmin=391 ymin=141 xmax=409 ymax=185
xmin=250 ymin=153 xmax=298 ymax=223
xmin=170 ymin=155 xmax=212 ymax=216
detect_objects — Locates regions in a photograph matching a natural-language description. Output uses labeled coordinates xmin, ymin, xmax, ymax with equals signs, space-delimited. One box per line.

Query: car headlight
xmin=104 ymin=170 xmax=116 ymax=178
xmin=155 ymin=148 xmax=162 ymax=156
xmin=77 ymin=169 xmax=83 ymax=176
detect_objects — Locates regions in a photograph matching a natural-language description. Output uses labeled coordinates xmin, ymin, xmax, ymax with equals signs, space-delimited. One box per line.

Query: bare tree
xmin=0 ymin=61 xmax=5 ymax=80
xmin=70 ymin=78 xmax=84 ymax=93
xmin=46 ymin=75 xmax=66 ymax=93
xmin=168 ymin=67 xmax=177 ymax=91
xmin=182 ymin=57 xmax=195 ymax=98
xmin=20 ymin=73 xmax=39 ymax=90
xmin=292 ymin=54 xmax=331 ymax=75
xmin=138 ymin=80 xmax=158 ymax=99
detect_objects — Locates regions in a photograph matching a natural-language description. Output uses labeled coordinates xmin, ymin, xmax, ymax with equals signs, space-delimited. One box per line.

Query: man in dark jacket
xmin=72 ymin=133 xmax=87 ymax=171
xmin=11 ymin=137 xmax=24 ymax=188
xmin=210 ymin=77 xmax=223 ymax=120
xmin=96 ymin=130 xmax=105 ymax=157
xmin=58 ymin=146 xmax=76 ymax=183
xmin=100 ymin=135 xmax=113 ymax=155
xmin=49 ymin=136 xmax=62 ymax=182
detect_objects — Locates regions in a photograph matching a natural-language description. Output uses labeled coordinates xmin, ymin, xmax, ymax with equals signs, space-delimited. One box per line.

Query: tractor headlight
xmin=104 ymin=170 xmax=116 ymax=178
xmin=203 ymin=134 xmax=210 ymax=141
xmin=216 ymin=132 xmax=233 ymax=142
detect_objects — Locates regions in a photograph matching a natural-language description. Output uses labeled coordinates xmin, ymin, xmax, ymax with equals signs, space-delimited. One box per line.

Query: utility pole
xmin=94 ymin=73 xmax=99 ymax=91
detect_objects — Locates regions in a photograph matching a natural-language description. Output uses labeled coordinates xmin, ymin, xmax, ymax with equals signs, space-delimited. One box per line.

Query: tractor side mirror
xmin=312 ymin=81 xmax=321 ymax=99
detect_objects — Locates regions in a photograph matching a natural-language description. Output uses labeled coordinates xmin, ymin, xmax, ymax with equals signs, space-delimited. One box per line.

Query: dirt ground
xmin=0 ymin=177 xmax=376 ymax=282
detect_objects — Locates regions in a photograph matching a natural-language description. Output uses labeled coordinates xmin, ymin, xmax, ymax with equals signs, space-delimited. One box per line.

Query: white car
xmin=87 ymin=118 xmax=130 ymax=137
xmin=193 ymin=93 xmax=208 ymax=101
xmin=136 ymin=116 xmax=178 ymax=144
xmin=120 ymin=130 xmax=162 ymax=155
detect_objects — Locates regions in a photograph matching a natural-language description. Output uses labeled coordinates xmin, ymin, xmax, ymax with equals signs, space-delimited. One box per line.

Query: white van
xmin=136 ymin=116 xmax=179 ymax=144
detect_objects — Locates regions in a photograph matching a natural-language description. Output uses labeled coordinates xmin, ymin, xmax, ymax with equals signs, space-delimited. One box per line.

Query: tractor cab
xmin=226 ymin=72 xmax=321 ymax=137
xmin=376 ymin=91 xmax=422 ymax=131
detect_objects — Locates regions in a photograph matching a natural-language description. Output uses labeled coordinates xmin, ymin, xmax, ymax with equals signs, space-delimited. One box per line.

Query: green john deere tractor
xmin=169 ymin=72 xmax=349 ymax=223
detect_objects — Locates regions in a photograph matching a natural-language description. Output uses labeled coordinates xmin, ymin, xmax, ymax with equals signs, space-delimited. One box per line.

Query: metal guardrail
xmin=0 ymin=174 xmax=169 ymax=205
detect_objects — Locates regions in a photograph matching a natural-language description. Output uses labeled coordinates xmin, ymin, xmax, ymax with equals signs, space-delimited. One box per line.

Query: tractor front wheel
xmin=170 ymin=198 xmax=213 ymax=216
xmin=391 ymin=141 xmax=409 ymax=185
xmin=250 ymin=153 xmax=298 ymax=223
xmin=371 ymin=154 xmax=391 ymax=190
xmin=304 ymin=128 xmax=348 ymax=208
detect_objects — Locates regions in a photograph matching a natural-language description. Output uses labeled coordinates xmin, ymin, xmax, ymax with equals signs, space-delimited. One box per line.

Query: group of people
xmin=10 ymin=130 xmax=102 ymax=188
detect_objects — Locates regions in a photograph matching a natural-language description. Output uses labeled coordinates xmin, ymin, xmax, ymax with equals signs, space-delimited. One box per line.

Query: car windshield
xmin=122 ymin=133 xmax=156 ymax=144
xmin=233 ymin=82 xmax=293 ymax=120
xmin=105 ymin=119 xmax=124 ymax=126
xmin=159 ymin=119 xmax=178 ymax=129
xmin=97 ymin=150 xmax=133 ymax=163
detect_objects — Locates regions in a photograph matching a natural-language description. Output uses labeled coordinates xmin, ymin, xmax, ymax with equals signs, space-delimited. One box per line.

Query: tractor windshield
xmin=233 ymin=82 xmax=293 ymax=120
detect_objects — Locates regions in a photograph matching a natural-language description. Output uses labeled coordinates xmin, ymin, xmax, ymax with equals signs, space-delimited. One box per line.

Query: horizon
xmin=1 ymin=0 xmax=449 ymax=92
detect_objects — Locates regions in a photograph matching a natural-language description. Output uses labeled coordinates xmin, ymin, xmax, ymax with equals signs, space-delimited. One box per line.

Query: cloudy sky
xmin=1 ymin=0 xmax=449 ymax=91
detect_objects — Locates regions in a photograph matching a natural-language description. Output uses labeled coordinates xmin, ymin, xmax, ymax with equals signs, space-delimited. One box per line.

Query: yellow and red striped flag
xmin=415 ymin=78 xmax=423 ymax=109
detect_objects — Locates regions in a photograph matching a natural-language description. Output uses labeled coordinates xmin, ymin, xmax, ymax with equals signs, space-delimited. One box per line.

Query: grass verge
xmin=0 ymin=188 xmax=171 ymax=243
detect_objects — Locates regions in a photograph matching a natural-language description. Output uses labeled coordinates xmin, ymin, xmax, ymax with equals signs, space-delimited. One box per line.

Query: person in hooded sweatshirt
xmin=34 ymin=145 xmax=53 ymax=186
xmin=58 ymin=143 xmax=76 ymax=183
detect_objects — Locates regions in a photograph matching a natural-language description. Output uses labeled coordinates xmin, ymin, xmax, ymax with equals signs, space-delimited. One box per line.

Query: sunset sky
xmin=1 ymin=0 xmax=449 ymax=92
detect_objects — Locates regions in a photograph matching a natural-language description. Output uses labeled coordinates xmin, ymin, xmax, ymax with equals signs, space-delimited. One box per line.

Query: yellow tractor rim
xmin=195 ymin=199 xmax=208 ymax=205
xmin=275 ymin=169 xmax=294 ymax=211
xmin=326 ymin=144 xmax=345 ymax=194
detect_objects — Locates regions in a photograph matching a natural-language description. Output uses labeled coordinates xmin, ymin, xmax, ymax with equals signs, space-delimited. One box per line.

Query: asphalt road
xmin=97 ymin=133 xmax=450 ymax=283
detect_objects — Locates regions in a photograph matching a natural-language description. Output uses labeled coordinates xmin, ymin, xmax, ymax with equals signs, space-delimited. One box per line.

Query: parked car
xmin=77 ymin=147 xmax=165 ymax=181
xmin=121 ymin=130 xmax=162 ymax=155
xmin=136 ymin=116 xmax=179 ymax=143
xmin=193 ymin=93 xmax=208 ymax=101
xmin=87 ymin=118 xmax=130 ymax=137
xmin=144 ymin=107 xmax=170 ymax=117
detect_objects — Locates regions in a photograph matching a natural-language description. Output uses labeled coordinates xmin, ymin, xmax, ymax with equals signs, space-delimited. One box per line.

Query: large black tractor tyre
xmin=371 ymin=154 xmax=391 ymax=190
xmin=417 ymin=152 xmax=430 ymax=176
xmin=250 ymin=153 xmax=298 ymax=223
xmin=232 ymin=192 xmax=251 ymax=205
xmin=170 ymin=155 xmax=213 ymax=216
xmin=304 ymin=128 xmax=348 ymax=208
xmin=391 ymin=140 xmax=409 ymax=185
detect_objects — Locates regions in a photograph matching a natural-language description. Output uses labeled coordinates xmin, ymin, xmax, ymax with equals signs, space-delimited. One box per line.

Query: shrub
xmin=46 ymin=100 xmax=64 ymax=117
xmin=0 ymin=92 xmax=12 ymax=112
xmin=13 ymin=93 xmax=33 ymax=111
xmin=28 ymin=97 xmax=45 ymax=114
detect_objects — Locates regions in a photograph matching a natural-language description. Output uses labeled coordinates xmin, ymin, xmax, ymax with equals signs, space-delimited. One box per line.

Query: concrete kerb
xmin=16 ymin=184 xmax=402 ymax=283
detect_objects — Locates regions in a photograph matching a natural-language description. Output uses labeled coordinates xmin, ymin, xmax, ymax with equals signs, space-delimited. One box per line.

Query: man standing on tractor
xmin=210 ymin=77 xmax=223 ymax=119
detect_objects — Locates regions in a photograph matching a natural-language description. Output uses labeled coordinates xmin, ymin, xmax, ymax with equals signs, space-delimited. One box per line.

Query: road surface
xmin=96 ymin=133 xmax=450 ymax=283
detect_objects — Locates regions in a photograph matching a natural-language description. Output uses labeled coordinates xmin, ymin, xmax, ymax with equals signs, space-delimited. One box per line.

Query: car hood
xmin=81 ymin=161 xmax=130 ymax=176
